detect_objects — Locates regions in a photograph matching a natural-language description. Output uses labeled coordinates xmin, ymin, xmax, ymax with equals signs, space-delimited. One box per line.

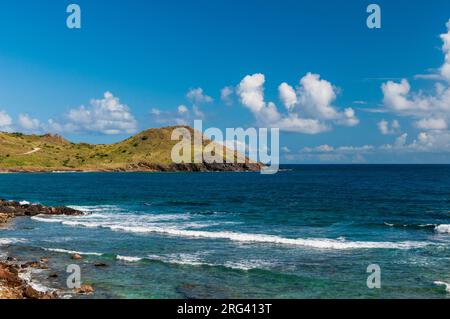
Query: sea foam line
xmin=42 ymin=247 xmax=103 ymax=256
xmin=32 ymin=214 xmax=432 ymax=250
xmin=0 ymin=238 xmax=26 ymax=246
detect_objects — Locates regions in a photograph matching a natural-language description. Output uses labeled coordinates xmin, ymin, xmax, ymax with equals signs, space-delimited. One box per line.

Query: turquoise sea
xmin=1 ymin=165 xmax=450 ymax=298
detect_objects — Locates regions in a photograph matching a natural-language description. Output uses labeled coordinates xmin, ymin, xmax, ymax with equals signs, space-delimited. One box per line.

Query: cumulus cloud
xmin=440 ymin=20 xmax=450 ymax=81
xmin=187 ymin=88 xmax=213 ymax=104
xmin=220 ymin=86 xmax=234 ymax=106
xmin=237 ymin=73 xmax=359 ymax=134
xmin=378 ymin=119 xmax=400 ymax=135
xmin=60 ymin=91 xmax=138 ymax=135
xmin=382 ymin=20 xmax=450 ymax=134
xmin=415 ymin=117 xmax=447 ymax=130
xmin=0 ymin=110 xmax=13 ymax=132
xmin=177 ymin=105 xmax=189 ymax=114
xmin=150 ymin=86 xmax=211 ymax=126
xmin=278 ymin=83 xmax=297 ymax=111
xmin=18 ymin=114 xmax=41 ymax=131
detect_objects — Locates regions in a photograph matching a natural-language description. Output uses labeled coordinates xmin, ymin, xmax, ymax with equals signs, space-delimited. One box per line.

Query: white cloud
xmin=278 ymin=82 xmax=297 ymax=111
xmin=440 ymin=20 xmax=450 ymax=81
xmin=192 ymin=105 xmax=204 ymax=118
xmin=381 ymin=20 xmax=450 ymax=134
xmin=281 ymin=146 xmax=291 ymax=153
xmin=415 ymin=118 xmax=447 ymax=130
xmin=220 ymin=86 xmax=234 ymax=106
xmin=297 ymin=73 xmax=340 ymax=120
xmin=0 ymin=110 xmax=13 ymax=132
xmin=236 ymin=73 xmax=358 ymax=134
xmin=237 ymin=74 xmax=267 ymax=114
xmin=177 ymin=105 xmax=189 ymax=114
xmin=302 ymin=144 xmax=373 ymax=154
xmin=18 ymin=114 xmax=41 ymax=131
xmin=378 ymin=119 xmax=401 ymax=135
xmin=150 ymin=108 xmax=161 ymax=116
xmin=187 ymin=88 xmax=213 ymax=104
xmin=65 ymin=91 xmax=138 ymax=135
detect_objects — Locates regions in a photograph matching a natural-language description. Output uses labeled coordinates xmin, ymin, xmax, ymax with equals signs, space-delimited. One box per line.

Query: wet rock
xmin=71 ymin=254 xmax=82 ymax=260
xmin=0 ymin=199 xmax=83 ymax=223
xmin=21 ymin=261 xmax=41 ymax=268
xmin=23 ymin=286 xmax=55 ymax=299
xmin=75 ymin=284 xmax=94 ymax=294
xmin=94 ymin=263 xmax=108 ymax=268
xmin=1 ymin=262 xmax=58 ymax=299
xmin=0 ymin=212 xmax=11 ymax=224
xmin=21 ymin=261 xmax=49 ymax=270
xmin=49 ymin=273 xmax=58 ymax=278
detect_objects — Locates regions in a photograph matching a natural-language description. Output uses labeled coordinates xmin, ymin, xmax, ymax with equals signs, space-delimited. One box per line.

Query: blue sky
xmin=1 ymin=0 xmax=450 ymax=163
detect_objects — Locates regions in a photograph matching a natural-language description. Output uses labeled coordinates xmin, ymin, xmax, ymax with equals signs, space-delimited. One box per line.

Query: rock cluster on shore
xmin=1 ymin=200 xmax=86 ymax=299
xmin=0 ymin=199 xmax=83 ymax=225
xmin=0 ymin=260 xmax=57 ymax=299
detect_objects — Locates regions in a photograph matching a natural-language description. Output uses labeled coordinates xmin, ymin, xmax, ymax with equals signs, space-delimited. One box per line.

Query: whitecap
xmin=434 ymin=281 xmax=450 ymax=293
xmin=31 ymin=209 xmax=434 ymax=250
xmin=0 ymin=238 xmax=26 ymax=246
xmin=116 ymin=255 xmax=142 ymax=262
xmin=435 ymin=224 xmax=450 ymax=234
xmin=42 ymin=247 xmax=103 ymax=256
xmin=19 ymin=269 xmax=55 ymax=293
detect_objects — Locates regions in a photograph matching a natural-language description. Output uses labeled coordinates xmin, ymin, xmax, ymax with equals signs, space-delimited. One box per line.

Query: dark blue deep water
xmin=1 ymin=165 xmax=450 ymax=298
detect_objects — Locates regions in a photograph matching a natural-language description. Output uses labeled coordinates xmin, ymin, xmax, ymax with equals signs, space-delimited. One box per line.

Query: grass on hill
xmin=0 ymin=126 xmax=247 ymax=172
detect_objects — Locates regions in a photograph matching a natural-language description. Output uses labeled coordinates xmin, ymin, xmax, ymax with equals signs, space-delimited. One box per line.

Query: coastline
xmin=0 ymin=258 xmax=58 ymax=299
xmin=0 ymin=200 xmax=86 ymax=299
xmin=0 ymin=162 xmax=263 ymax=174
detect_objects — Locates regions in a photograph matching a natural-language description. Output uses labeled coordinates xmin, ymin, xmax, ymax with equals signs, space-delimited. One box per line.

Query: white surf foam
xmin=146 ymin=253 xmax=215 ymax=267
xmin=434 ymin=281 xmax=450 ymax=293
xmin=118 ymin=253 xmax=272 ymax=271
xmin=30 ymin=209 xmax=434 ymax=250
xmin=435 ymin=224 xmax=450 ymax=234
xmin=0 ymin=238 xmax=25 ymax=246
xmin=42 ymin=247 xmax=103 ymax=256
xmin=106 ymin=225 xmax=430 ymax=250
xmin=116 ymin=255 xmax=142 ymax=262
xmin=19 ymin=269 xmax=56 ymax=293
xmin=223 ymin=260 xmax=276 ymax=271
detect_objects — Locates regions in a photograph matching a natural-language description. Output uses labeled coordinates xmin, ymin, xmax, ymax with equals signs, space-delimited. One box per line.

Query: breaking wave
xmin=435 ymin=224 xmax=450 ymax=234
xmin=30 ymin=210 xmax=433 ymax=250
xmin=42 ymin=247 xmax=103 ymax=256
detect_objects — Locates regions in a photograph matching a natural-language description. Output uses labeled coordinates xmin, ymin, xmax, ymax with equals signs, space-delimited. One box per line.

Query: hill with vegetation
xmin=0 ymin=126 xmax=261 ymax=173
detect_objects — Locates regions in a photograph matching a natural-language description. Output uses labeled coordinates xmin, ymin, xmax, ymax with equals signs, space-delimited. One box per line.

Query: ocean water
xmin=1 ymin=165 xmax=450 ymax=299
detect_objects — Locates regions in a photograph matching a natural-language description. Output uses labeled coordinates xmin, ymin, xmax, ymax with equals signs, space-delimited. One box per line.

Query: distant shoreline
xmin=0 ymin=162 xmax=263 ymax=174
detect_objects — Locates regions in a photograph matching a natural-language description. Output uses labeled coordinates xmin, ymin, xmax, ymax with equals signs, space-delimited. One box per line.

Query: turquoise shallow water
xmin=1 ymin=165 xmax=450 ymax=298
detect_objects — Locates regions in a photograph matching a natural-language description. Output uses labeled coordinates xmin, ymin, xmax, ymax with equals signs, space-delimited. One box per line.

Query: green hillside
xmin=0 ymin=126 xmax=260 ymax=172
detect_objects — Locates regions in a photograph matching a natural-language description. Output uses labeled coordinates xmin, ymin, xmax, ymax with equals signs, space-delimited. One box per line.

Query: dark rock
xmin=0 ymin=200 xmax=83 ymax=226
xmin=94 ymin=263 xmax=108 ymax=268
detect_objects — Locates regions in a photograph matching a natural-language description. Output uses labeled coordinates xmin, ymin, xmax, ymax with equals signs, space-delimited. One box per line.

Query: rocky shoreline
xmin=0 ymin=200 xmax=84 ymax=299
xmin=0 ymin=162 xmax=264 ymax=173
